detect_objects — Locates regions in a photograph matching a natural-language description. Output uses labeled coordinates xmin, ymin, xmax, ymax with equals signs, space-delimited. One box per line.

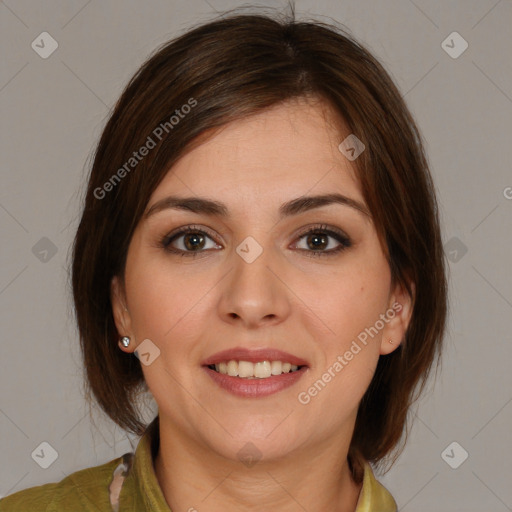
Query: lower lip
xmin=203 ymin=366 xmax=307 ymax=398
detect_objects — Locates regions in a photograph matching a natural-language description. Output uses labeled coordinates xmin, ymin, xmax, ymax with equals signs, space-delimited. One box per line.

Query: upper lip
xmin=202 ymin=347 xmax=309 ymax=367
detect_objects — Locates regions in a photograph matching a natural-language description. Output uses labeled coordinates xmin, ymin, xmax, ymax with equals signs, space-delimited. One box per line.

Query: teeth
xmin=227 ymin=360 xmax=238 ymax=377
xmin=238 ymin=361 xmax=253 ymax=378
xmin=212 ymin=360 xmax=301 ymax=378
xmin=271 ymin=361 xmax=282 ymax=375
xmin=254 ymin=361 xmax=271 ymax=378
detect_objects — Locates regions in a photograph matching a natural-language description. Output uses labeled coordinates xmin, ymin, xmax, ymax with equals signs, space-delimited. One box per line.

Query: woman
xmin=1 ymin=7 xmax=447 ymax=512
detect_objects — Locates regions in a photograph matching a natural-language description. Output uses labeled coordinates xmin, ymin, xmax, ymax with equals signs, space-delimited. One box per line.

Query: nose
xmin=217 ymin=239 xmax=292 ymax=329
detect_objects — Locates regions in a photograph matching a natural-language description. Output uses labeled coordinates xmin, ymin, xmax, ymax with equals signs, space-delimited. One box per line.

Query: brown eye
xmin=182 ymin=232 xmax=206 ymax=251
xmin=293 ymin=224 xmax=352 ymax=257
xmin=305 ymin=232 xmax=329 ymax=250
xmin=161 ymin=225 xmax=221 ymax=257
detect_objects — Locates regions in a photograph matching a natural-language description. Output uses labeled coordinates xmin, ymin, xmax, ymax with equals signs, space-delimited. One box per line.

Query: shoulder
xmin=0 ymin=454 xmax=128 ymax=512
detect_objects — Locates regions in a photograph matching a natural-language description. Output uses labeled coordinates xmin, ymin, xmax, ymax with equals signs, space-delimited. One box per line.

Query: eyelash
xmin=159 ymin=223 xmax=352 ymax=259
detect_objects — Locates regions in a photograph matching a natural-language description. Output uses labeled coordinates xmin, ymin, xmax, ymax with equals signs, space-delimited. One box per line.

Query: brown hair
xmin=71 ymin=6 xmax=448 ymax=477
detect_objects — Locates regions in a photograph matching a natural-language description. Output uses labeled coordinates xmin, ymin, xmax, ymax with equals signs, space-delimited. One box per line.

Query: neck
xmin=153 ymin=419 xmax=363 ymax=512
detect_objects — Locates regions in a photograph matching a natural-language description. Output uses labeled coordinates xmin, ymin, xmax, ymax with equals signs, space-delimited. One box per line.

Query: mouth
xmin=202 ymin=347 xmax=309 ymax=397
xmin=207 ymin=360 xmax=304 ymax=379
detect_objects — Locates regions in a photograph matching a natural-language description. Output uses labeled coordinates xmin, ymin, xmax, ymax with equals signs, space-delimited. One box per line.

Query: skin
xmin=111 ymin=97 xmax=413 ymax=512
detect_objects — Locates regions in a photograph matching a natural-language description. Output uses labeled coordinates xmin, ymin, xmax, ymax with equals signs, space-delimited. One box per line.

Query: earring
xmin=388 ymin=339 xmax=394 ymax=344
xmin=121 ymin=336 xmax=131 ymax=347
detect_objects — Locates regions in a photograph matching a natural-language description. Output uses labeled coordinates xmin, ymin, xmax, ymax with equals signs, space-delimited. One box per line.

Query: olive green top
xmin=1 ymin=418 xmax=397 ymax=511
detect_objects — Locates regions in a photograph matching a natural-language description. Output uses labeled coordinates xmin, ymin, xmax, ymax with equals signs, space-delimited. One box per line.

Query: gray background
xmin=1 ymin=1 xmax=511 ymax=510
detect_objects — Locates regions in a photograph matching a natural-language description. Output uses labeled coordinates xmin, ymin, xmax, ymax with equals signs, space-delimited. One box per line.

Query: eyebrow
xmin=144 ymin=193 xmax=371 ymax=221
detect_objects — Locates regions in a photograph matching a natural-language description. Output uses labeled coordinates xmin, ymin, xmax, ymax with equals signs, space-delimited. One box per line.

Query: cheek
xmin=123 ymin=254 xmax=211 ymax=405
xmin=124 ymin=248 xmax=174 ymax=339
xmin=316 ymin=352 xmax=379 ymax=422
xmin=298 ymin=270 xmax=387 ymax=418
xmin=124 ymin=252 xmax=216 ymax=345
xmin=313 ymin=258 xmax=389 ymax=410
xmin=296 ymin=254 xmax=391 ymax=344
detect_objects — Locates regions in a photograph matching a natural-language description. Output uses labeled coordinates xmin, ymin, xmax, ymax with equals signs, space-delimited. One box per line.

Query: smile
xmin=202 ymin=348 xmax=309 ymax=397
xmin=208 ymin=360 xmax=301 ymax=379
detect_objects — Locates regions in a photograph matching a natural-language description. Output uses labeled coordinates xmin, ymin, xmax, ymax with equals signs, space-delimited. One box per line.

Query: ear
xmin=380 ymin=280 xmax=415 ymax=355
xmin=111 ymin=275 xmax=135 ymax=353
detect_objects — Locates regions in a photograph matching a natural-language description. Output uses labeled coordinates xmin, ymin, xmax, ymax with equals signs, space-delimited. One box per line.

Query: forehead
xmin=150 ymin=98 xmax=363 ymax=205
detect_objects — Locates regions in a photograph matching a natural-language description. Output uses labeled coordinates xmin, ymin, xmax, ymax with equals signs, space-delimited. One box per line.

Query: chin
xmin=197 ymin=418 xmax=305 ymax=463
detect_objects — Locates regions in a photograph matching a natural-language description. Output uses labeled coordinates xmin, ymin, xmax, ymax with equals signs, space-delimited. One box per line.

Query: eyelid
xmin=160 ymin=222 xmax=352 ymax=256
xmin=162 ymin=224 xmax=220 ymax=245
xmin=289 ymin=223 xmax=352 ymax=254
xmin=293 ymin=223 xmax=350 ymax=242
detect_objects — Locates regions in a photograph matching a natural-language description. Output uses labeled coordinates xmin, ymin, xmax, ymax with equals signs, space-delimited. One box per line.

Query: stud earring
xmin=388 ymin=339 xmax=394 ymax=344
xmin=121 ymin=336 xmax=131 ymax=347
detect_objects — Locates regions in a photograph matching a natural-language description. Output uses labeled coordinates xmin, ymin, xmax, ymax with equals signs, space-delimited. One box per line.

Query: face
xmin=111 ymin=98 xmax=412 ymax=463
